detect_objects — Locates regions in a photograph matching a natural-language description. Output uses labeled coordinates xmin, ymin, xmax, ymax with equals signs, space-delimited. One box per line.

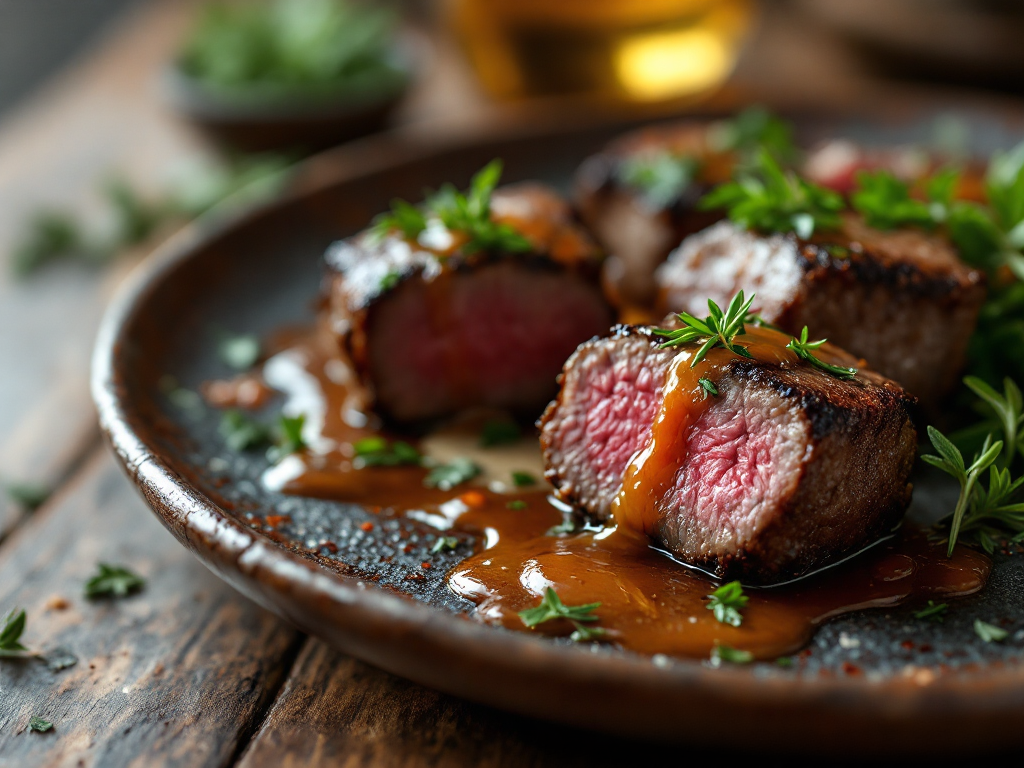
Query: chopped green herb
xmin=699 ymin=150 xmax=843 ymax=239
xmin=709 ymin=107 xmax=797 ymax=163
xmin=697 ymin=377 xmax=718 ymax=399
xmin=974 ymin=619 xmax=1009 ymax=643
xmin=84 ymin=564 xmax=145 ymax=599
xmin=379 ymin=270 xmax=401 ymax=292
xmin=352 ymin=437 xmax=422 ymax=468
xmin=914 ymin=601 xmax=948 ymax=622
xmin=775 ymin=656 xmax=794 ymax=668
xmin=42 ymin=646 xmax=78 ymax=672
xmin=706 ymin=581 xmax=748 ymax=627
xmin=480 ymin=419 xmax=522 ymax=447
xmin=219 ymin=410 xmax=272 ymax=452
xmin=372 ymin=160 xmax=533 ymax=255
xmin=424 ymin=457 xmax=481 ymax=491
xmin=786 ymin=326 xmax=858 ymax=379
xmin=921 ymin=425 xmax=1004 ymax=556
xmin=711 ymin=643 xmax=753 ymax=665
xmin=267 ymin=414 xmax=307 ymax=462
xmin=506 ymin=500 xmax=528 ymax=510
xmin=651 ymin=290 xmax=756 ymax=366
xmin=569 ymin=623 xmax=608 ymax=643
xmin=217 ymin=333 xmax=260 ymax=371
xmin=850 ymin=170 xmax=939 ymax=231
xmin=12 ymin=211 xmax=89 ymax=277
xmin=511 ymin=471 xmax=537 ymax=487
xmin=618 ymin=151 xmax=699 ymax=210
xmin=0 ymin=608 xmax=28 ymax=656
xmin=28 ymin=716 xmax=53 ymax=733
xmin=518 ymin=587 xmax=601 ymax=630
xmin=5 ymin=482 xmax=50 ymax=511
xmin=431 ymin=536 xmax=459 ymax=554
xmin=179 ymin=0 xmax=405 ymax=95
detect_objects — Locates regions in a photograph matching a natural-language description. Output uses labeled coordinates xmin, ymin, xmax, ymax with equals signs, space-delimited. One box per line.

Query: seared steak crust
xmin=325 ymin=183 xmax=613 ymax=424
xmin=539 ymin=325 xmax=918 ymax=584
xmin=656 ymin=216 xmax=986 ymax=407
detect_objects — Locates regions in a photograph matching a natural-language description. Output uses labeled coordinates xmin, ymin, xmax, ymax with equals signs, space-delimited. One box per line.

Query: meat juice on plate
xmin=205 ymin=324 xmax=990 ymax=662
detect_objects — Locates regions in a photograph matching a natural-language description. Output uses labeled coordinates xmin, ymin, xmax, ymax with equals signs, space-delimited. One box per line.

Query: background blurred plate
xmin=93 ymin=97 xmax=1024 ymax=754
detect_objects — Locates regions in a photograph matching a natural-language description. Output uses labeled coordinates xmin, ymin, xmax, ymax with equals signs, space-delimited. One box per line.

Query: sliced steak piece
xmin=656 ymin=215 xmax=987 ymax=407
xmin=574 ymin=122 xmax=733 ymax=307
xmin=539 ymin=325 xmax=918 ymax=584
xmin=324 ymin=183 xmax=613 ymax=424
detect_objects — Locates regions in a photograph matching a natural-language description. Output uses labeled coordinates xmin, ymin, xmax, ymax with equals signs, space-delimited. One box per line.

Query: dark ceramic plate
xmin=93 ymin=101 xmax=1024 ymax=754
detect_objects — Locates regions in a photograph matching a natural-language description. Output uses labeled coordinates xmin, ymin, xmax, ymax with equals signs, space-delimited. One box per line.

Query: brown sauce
xmin=220 ymin=329 xmax=990 ymax=661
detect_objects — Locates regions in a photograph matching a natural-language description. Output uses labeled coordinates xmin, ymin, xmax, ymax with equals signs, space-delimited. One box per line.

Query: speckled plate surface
xmin=93 ymin=100 xmax=1024 ymax=754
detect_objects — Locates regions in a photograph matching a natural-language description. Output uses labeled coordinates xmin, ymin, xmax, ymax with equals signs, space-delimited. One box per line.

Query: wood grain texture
xmin=0 ymin=450 xmax=303 ymax=768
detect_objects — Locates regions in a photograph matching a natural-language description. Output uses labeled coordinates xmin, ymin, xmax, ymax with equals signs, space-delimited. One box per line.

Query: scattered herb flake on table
xmin=84 ymin=564 xmax=145 ymax=599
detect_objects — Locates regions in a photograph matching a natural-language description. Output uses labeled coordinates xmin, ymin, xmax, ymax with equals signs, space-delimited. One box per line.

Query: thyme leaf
xmin=651 ymin=290 xmax=756 ymax=366
xmin=423 ymin=457 xmax=480 ymax=491
xmin=518 ymin=588 xmax=601 ymax=629
xmin=84 ymin=564 xmax=145 ymax=599
xmin=0 ymin=608 xmax=28 ymax=656
xmin=352 ymin=437 xmax=421 ymax=468
xmin=974 ymin=619 xmax=1009 ymax=643
xmin=706 ymin=581 xmax=748 ymax=627
xmin=786 ymin=326 xmax=858 ymax=379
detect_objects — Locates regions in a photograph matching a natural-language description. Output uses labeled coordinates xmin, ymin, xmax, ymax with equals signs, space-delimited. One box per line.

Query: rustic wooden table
xmin=0 ymin=2 xmax=1001 ymax=765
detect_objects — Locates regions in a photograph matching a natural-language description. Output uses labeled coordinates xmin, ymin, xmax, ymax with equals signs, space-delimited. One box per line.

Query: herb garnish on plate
xmin=519 ymin=588 xmax=606 ymax=643
xmin=706 ymin=581 xmax=748 ymax=627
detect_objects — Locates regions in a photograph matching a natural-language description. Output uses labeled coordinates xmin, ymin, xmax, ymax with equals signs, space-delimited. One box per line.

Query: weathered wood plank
xmin=237 ymin=640 xmax=696 ymax=768
xmin=0 ymin=449 xmax=303 ymax=768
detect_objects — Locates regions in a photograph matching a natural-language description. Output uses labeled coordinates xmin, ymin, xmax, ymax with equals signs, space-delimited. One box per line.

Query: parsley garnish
xmin=219 ymin=410 xmax=272 ymax=451
xmin=372 ymin=160 xmax=533 ymax=255
xmin=706 ymin=581 xmax=748 ymax=627
xmin=921 ymin=425 xmax=1004 ymax=556
xmin=267 ymin=414 xmax=307 ymax=462
xmin=974 ymin=619 xmax=1009 ymax=643
xmin=518 ymin=588 xmax=603 ymax=642
xmin=699 ymin=150 xmax=843 ymax=239
xmin=218 ymin=333 xmax=260 ymax=370
xmin=431 ymin=536 xmax=459 ymax=553
xmin=0 ymin=608 xmax=28 ymax=656
xmin=511 ymin=471 xmax=537 ymax=487
xmin=697 ymin=377 xmax=718 ymax=399
xmin=84 ymin=564 xmax=145 ymax=599
xmin=618 ymin=151 xmax=699 ymax=210
xmin=914 ymin=601 xmax=948 ymax=622
xmin=711 ymin=643 xmax=753 ymax=666
xmin=28 ymin=716 xmax=53 ymax=733
xmin=480 ymin=419 xmax=521 ymax=447
xmin=786 ymin=326 xmax=858 ymax=379
xmin=424 ymin=457 xmax=481 ymax=491
xmin=850 ymin=170 xmax=946 ymax=230
xmin=352 ymin=437 xmax=422 ymax=468
xmin=506 ymin=500 xmax=527 ymax=510
xmin=651 ymin=290 xmax=756 ymax=365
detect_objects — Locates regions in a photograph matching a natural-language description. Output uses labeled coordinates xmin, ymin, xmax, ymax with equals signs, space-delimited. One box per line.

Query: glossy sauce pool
xmin=205 ymin=328 xmax=991 ymax=661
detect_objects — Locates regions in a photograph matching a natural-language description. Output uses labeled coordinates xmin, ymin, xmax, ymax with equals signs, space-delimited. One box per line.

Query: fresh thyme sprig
xmin=699 ymin=150 xmax=844 ymax=239
xmin=786 ymin=327 xmax=858 ymax=380
xmin=371 ymin=160 xmax=533 ymax=255
xmin=706 ymin=581 xmax=748 ymax=627
xmin=921 ymin=426 xmax=1004 ymax=556
xmin=651 ymin=291 xmax=756 ymax=366
xmin=518 ymin=587 xmax=604 ymax=642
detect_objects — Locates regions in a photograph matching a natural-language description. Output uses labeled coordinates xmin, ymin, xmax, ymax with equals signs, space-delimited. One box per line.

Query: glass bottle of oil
xmin=448 ymin=0 xmax=755 ymax=103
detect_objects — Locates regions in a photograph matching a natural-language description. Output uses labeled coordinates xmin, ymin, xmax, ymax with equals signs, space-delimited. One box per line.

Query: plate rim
xmin=91 ymin=115 xmax=1024 ymax=752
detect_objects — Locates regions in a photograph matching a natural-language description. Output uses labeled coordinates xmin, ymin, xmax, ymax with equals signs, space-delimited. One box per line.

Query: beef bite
xmin=656 ymin=214 xmax=986 ymax=407
xmin=324 ymin=170 xmax=613 ymax=425
xmin=574 ymin=122 xmax=732 ymax=307
xmin=539 ymin=322 xmax=918 ymax=585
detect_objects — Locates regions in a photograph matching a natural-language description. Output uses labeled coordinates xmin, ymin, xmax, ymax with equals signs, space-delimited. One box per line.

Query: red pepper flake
xmin=264 ymin=515 xmax=291 ymax=528
xmin=901 ymin=640 xmax=915 ymax=651
xmin=360 ymin=522 xmax=374 ymax=532
xmin=842 ymin=661 xmax=861 ymax=676
xmin=421 ymin=562 xmax=432 ymax=569
xmin=919 ymin=643 xmax=933 ymax=653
